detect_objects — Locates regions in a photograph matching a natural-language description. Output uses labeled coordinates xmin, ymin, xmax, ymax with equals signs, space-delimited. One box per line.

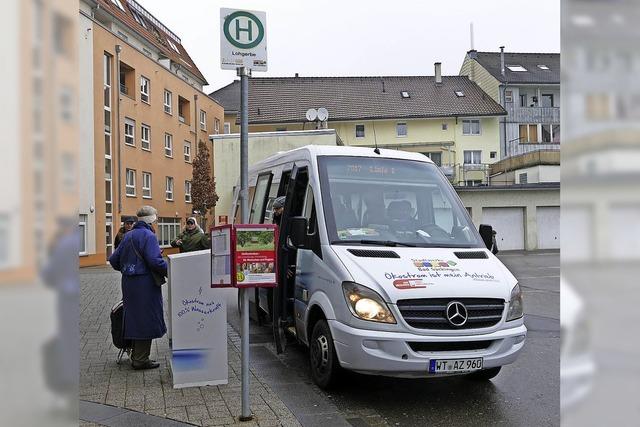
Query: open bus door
xmin=273 ymin=164 xmax=308 ymax=353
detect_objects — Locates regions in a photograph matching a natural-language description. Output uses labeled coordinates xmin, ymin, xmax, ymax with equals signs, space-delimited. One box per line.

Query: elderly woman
xmin=108 ymin=206 xmax=167 ymax=370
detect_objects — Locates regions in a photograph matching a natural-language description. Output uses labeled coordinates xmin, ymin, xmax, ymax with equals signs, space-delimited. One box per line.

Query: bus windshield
xmin=317 ymin=156 xmax=482 ymax=248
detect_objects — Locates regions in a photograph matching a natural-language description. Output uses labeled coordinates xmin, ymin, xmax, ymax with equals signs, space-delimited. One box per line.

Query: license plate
xmin=428 ymin=358 xmax=483 ymax=373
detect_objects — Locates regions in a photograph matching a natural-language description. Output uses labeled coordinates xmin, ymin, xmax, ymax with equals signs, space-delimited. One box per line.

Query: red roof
xmin=99 ymin=0 xmax=208 ymax=84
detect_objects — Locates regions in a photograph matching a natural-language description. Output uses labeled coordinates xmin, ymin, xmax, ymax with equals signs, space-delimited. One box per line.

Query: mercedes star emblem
xmin=446 ymin=301 xmax=468 ymax=327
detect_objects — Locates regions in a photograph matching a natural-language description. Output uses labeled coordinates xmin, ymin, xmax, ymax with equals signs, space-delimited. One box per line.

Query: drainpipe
xmin=115 ymin=44 xmax=122 ymax=214
xmin=193 ymin=93 xmax=198 ymax=221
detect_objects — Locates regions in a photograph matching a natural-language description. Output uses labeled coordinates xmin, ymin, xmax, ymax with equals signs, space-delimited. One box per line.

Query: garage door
xmin=609 ymin=204 xmax=640 ymax=260
xmin=482 ymin=207 xmax=525 ymax=250
xmin=562 ymin=206 xmax=592 ymax=262
xmin=537 ymin=206 xmax=560 ymax=249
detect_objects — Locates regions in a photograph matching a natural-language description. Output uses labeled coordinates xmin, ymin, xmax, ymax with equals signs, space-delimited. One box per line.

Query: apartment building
xmin=209 ymin=65 xmax=507 ymax=187
xmin=460 ymin=49 xmax=560 ymax=159
xmin=79 ymin=0 xmax=224 ymax=266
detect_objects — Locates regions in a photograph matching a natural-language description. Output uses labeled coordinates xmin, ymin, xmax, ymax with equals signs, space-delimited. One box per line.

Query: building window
xmin=463 ymin=150 xmax=482 ymax=164
xmin=164 ymin=133 xmax=173 ymax=157
xmin=224 ymin=122 xmax=231 ymax=134
xmin=200 ymin=110 xmax=207 ymax=130
xmin=185 ymin=180 xmax=192 ymax=203
xmin=79 ymin=214 xmax=88 ymax=255
xmin=184 ymin=141 xmax=191 ymax=162
xmin=423 ymin=152 xmax=442 ymax=166
xmin=462 ymin=119 xmax=481 ymax=135
xmin=124 ymin=118 xmax=135 ymax=146
xmin=552 ymin=124 xmax=560 ymax=143
xmin=396 ymin=122 xmax=407 ymax=137
xmin=441 ymin=123 xmax=448 ymax=131
xmin=157 ymin=218 xmax=180 ymax=247
xmin=178 ymin=96 xmax=190 ymax=124
xmin=214 ymin=118 xmax=220 ymax=134
xmin=454 ymin=90 xmax=465 ymax=97
xmin=520 ymin=94 xmax=527 ymax=107
xmin=505 ymin=90 xmax=513 ymax=103
xmin=490 ymin=151 xmax=497 ymax=159
xmin=140 ymin=76 xmax=150 ymax=103
xmin=110 ymin=0 xmax=125 ymax=11
xmin=519 ymin=173 xmax=528 ymax=184
xmin=165 ymin=177 xmax=174 ymax=201
xmin=141 ymin=124 xmax=150 ymax=150
xmin=119 ymin=62 xmax=135 ymax=97
xmin=401 ymin=91 xmax=410 ymax=98
xmin=541 ymin=94 xmax=554 ymax=108
xmin=507 ymin=65 xmax=527 ymax=72
xmin=538 ymin=64 xmax=550 ymax=70
xmin=164 ymin=90 xmax=172 ymax=115
xmin=465 ymin=180 xmax=482 ymax=187
xmin=519 ymin=124 xmax=539 ymax=143
xmin=355 ymin=124 xmax=365 ymax=138
xmin=541 ymin=124 xmax=552 ymax=142
xmin=142 ymin=172 xmax=152 ymax=198
xmin=125 ymin=169 xmax=136 ymax=196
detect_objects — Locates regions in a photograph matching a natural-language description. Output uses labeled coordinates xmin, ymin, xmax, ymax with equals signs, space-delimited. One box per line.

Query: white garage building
xmin=457 ymin=184 xmax=560 ymax=251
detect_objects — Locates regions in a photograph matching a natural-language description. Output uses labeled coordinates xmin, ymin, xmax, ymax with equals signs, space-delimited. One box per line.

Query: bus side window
xmin=302 ymin=185 xmax=322 ymax=259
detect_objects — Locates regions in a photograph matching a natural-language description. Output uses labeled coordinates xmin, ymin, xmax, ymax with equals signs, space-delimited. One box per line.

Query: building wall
xmin=247 ymin=116 xmax=501 ymax=185
xmin=458 ymin=187 xmax=560 ymax=251
xmin=514 ymin=165 xmax=560 ymax=184
xmin=82 ymin=17 xmax=224 ymax=266
xmin=459 ymin=57 xmax=501 ymax=102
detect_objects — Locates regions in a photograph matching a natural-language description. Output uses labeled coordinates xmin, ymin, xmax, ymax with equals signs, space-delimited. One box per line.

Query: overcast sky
xmin=141 ymin=0 xmax=560 ymax=93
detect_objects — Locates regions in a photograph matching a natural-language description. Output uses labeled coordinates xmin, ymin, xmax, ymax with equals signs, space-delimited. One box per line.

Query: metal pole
xmin=238 ymin=66 xmax=252 ymax=422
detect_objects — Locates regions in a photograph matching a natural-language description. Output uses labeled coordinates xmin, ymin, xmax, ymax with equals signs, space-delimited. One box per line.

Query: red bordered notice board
xmin=210 ymin=224 xmax=279 ymax=288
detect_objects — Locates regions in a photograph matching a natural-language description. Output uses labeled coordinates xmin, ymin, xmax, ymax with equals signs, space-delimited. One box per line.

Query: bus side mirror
xmin=289 ymin=216 xmax=308 ymax=249
xmin=479 ymin=224 xmax=494 ymax=250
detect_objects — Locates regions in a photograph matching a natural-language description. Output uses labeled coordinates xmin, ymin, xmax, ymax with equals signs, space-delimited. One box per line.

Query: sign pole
xmin=238 ymin=65 xmax=252 ymax=421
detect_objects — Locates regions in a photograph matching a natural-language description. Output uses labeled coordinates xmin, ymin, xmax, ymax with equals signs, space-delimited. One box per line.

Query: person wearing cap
xmin=171 ymin=217 xmax=210 ymax=253
xmin=108 ymin=206 xmax=167 ymax=370
xmin=114 ymin=215 xmax=137 ymax=249
xmin=272 ymin=196 xmax=286 ymax=225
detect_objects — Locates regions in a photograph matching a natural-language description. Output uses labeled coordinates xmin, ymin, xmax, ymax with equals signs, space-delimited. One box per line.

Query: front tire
xmin=309 ymin=320 xmax=340 ymax=389
xmin=466 ymin=366 xmax=501 ymax=381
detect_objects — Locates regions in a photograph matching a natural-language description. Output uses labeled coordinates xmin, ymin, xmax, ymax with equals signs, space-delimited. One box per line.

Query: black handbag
xmin=130 ymin=240 xmax=166 ymax=287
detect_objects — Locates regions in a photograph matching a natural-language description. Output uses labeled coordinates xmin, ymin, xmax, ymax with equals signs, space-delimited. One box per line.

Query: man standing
xmin=171 ymin=217 xmax=210 ymax=253
xmin=272 ymin=196 xmax=286 ymax=225
xmin=114 ymin=215 xmax=136 ymax=249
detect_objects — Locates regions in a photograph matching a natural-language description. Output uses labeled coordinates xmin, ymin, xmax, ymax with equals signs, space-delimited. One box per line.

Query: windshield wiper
xmin=358 ymin=239 xmax=417 ymax=247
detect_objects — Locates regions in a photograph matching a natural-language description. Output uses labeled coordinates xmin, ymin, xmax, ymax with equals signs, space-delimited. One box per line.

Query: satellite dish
xmin=305 ymin=108 xmax=318 ymax=122
xmin=317 ymin=107 xmax=329 ymax=121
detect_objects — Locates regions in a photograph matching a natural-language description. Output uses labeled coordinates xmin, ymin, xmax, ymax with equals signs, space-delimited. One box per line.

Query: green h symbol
xmin=235 ymin=18 xmax=253 ymax=41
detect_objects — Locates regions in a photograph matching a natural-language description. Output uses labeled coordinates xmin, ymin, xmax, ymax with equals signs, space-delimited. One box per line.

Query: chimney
xmin=434 ymin=62 xmax=442 ymax=85
xmin=295 ymin=72 xmax=299 ymax=78
xmin=500 ymin=46 xmax=505 ymax=77
xmin=467 ymin=49 xmax=477 ymax=60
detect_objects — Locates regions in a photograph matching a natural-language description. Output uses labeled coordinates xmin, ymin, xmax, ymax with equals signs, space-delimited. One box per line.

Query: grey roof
xmin=471 ymin=51 xmax=560 ymax=84
xmin=209 ymin=80 xmax=240 ymax=113
xmin=239 ymin=76 xmax=505 ymax=124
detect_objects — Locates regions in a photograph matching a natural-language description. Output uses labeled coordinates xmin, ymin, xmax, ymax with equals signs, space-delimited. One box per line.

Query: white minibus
xmin=231 ymin=145 xmax=526 ymax=388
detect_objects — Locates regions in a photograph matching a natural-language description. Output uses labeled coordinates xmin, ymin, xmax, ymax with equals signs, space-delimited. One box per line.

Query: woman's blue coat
xmin=109 ymin=221 xmax=167 ymax=340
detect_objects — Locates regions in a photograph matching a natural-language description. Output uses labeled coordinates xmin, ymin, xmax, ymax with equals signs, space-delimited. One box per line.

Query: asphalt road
xmin=227 ymin=251 xmax=560 ymax=427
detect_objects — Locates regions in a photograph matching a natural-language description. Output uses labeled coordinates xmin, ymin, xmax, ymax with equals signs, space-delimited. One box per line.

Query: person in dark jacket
xmin=113 ymin=215 xmax=136 ymax=249
xmin=108 ymin=206 xmax=167 ymax=370
xmin=170 ymin=217 xmax=209 ymax=253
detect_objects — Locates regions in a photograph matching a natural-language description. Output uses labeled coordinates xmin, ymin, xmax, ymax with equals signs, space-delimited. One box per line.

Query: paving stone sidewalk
xmin=80 ymin=267 xmax=301 ymax=427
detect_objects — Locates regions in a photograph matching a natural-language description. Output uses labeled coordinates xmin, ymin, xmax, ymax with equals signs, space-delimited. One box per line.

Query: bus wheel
xmin=309 ymin=320 xmax=340 ymax=389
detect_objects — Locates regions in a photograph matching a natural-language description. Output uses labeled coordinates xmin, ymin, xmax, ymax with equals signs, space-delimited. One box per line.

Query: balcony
xmin=506 ymin=105 xmax=560 ymax=123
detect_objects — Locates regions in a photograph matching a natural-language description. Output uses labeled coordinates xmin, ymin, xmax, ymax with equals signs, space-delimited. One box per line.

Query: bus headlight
xmin=506 ymin=283 xmax=524 ymax=321
xmin=342 ymin=282 xmax=396 ymax=324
